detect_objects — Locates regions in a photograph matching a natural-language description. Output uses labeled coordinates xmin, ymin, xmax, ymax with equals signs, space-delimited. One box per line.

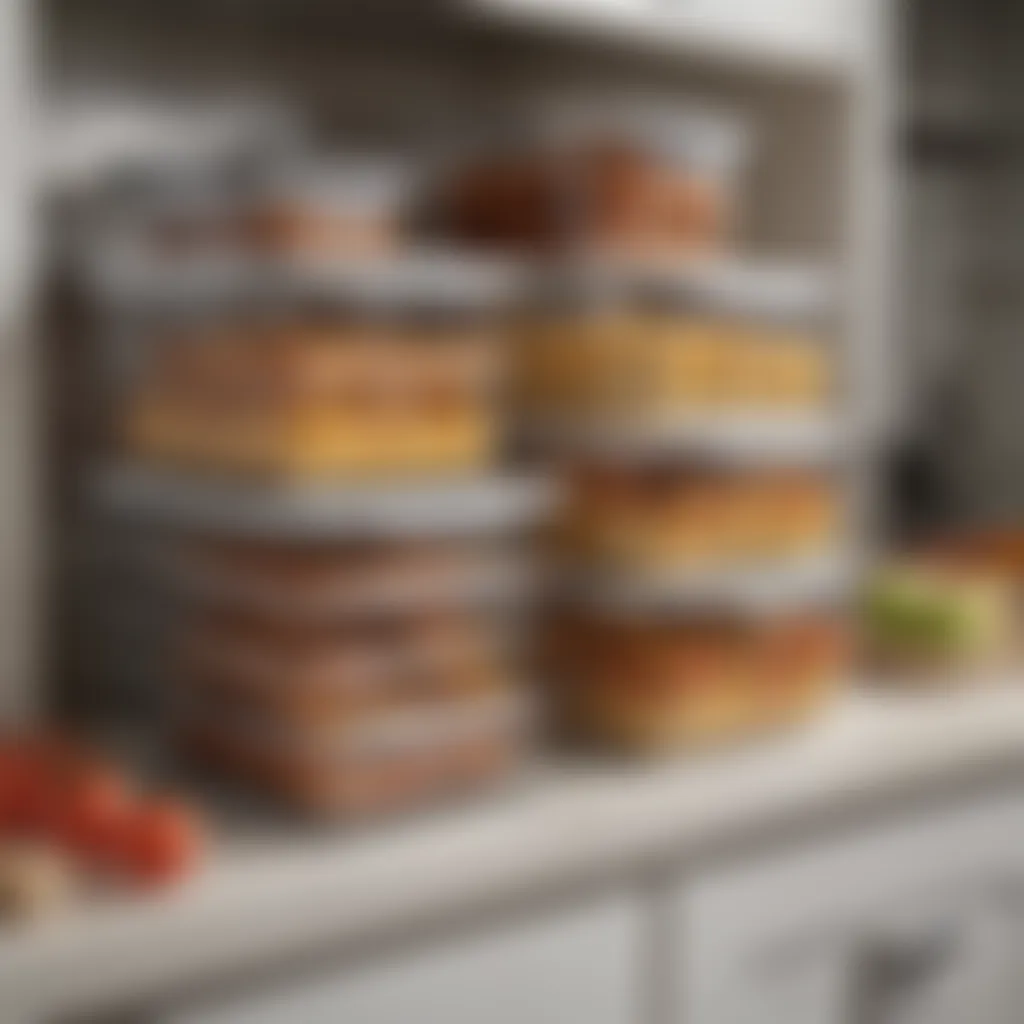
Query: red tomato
xmin=0 ymin=742 xmax=20 ymax=830
xmin=121 ymin=798 xmax=204 ymax=886
xmin=21 ymin=738 xmax=90 ymax=838
xmin=4 ymin=736 xmax=98 ymax=840
xmin=51 ymin=765 xmax=135 ymax=863
xmin=4 ymin=739 xmax=56 ymax=834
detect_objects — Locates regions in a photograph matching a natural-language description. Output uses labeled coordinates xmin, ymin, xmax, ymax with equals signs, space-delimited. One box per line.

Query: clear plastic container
xmin=231 ymin=156 xmax=415 ymax=258
xmin=517 ymin=264 xmax=833 ymax=430
xmin=559 ymin=465 xmax=840 ymax=573
xmin=120 ymin=282 xmax=508 ymax=480
xmin=548 ymin=611 xmax=847 ymax=753
xmin=443 ymin=101 xmax=748 ymax=257
xmin=171 ymin=536 xmax=534 ymax=618
xmin=181 ymin=687 xmax=531 ymax=816
xmin=179 ymin=605 xmax=517 ymax=721
xmin=86 ymin=162 xmax=237 ymax=261
xmin=88 ymin=152 xmax=416 ymax=262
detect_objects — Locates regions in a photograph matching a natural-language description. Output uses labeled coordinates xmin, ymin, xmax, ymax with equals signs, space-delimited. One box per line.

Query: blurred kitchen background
xmin=8 ymin=2 xmax=1024 ymax=1023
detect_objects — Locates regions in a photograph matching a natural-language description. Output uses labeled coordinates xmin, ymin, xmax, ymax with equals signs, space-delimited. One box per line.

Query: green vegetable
xmin=865 ymin=565 xmax=1010 ymax=659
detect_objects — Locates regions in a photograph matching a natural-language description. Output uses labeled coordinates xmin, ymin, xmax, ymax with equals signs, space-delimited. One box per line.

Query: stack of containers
xmin=87 ymin=152 xmax=547 ymax=817
xmin=444 ymin=101 xmax=852 ymax=753
xmin=79 ymin=95 xmax=854 ymax=816
xmin=527 ymin=268 xmax=850 ymax=751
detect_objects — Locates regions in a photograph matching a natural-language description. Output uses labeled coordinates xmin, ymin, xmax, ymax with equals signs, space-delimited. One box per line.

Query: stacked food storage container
xmin=444 ymin=101 xmax=852 ymax=753
xmin=86 ymin=152 xmax=548 ymax=817
xmin=78 ymin=92 xmax=855 ymax=821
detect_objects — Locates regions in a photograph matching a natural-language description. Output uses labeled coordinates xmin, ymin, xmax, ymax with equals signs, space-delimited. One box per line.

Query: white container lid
xmin=94 ymin=464 xmax=561 ymax=541
xmin=563 ymin=552 xmax=854 ymax=617
xmin=522 ymin=411 xmax=844 ymax=464
xmin=537 ymin=94 xmax=751 ymax=175
xmin=86 ymin=247 xmax=527 ymax=316
xmin=235 ymin=155 xmax=417 ymax=214
xmin=170 ymin=552 xmax=538 ymax=618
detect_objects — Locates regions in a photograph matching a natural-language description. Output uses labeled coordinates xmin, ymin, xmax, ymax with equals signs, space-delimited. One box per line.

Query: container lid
xmin=521 ymin=411 xmax=844 ymax=465
xmin=92 ymin=161 xmax=229 ymax=224
xmin=521 ymin=258 xmax=832 ymax=322
xmin=561 ymin=551 xmax=855 ymax=618
xmin=536 ymin=94 xmax=750 ymax=174
xmin=278 ymin=250 xmax=527 ymax=318
xmin=170 ymin=548 xmax=536 ymax=618
xmin=233 ymin=153 xmax=417 ymax=213
xmin=88 ymin=246 xmax=525 ymax=319
xmin=524 ymin=267 xmax=626 ymax=316
xmin=627 ymin=259 xmax=834 ymax=322
xmin=463 ymin=93 xmax=750 ymax=170
xmin=94 ymin=464 xmax=561 ymax=540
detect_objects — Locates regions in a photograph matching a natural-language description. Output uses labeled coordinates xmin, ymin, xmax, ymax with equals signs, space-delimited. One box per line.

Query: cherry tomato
xmin=0 ymin=741 xmax=21 ymax=829
xmin=51 ymin=764 xmax=135 ymax=863
xmin=3 ymin=735 xmax=96 ymax=840
xmin=121 ymin=797 xmax=204 ymax=886
xmin=4 ymin=739 xmax=55 ymax=834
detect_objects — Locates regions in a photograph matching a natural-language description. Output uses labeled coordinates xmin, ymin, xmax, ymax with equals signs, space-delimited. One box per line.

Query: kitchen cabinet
xmin=171 ymin=894 xmax=644 ymax=1024
xmin=4 ymin=694 xmax=1024 ymax=1024
xmin=674 ymin=796 xmax=1024 ymax=1024
xmin=165 ymin=795 xmax=1024 ymax=1024
xmin=849 ymin=896 xmax=1024 ymax=1024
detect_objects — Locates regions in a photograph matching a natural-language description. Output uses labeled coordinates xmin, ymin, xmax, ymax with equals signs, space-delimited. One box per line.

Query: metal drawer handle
xmin=849 ymin=920 xmax=966 ymax=1024
xmin=859 ymin=923 xmax=962 ymax=990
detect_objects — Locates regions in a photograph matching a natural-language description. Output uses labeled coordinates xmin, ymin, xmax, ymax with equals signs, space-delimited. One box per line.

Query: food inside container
xmin=443 ymin=103 xmax=747 ymax=256
xmin=179 ymin=606 xmax=516 ymax=724
xmin=123 ymin=288 xmax=506 ymax=479
xmin=92 ymin=163 xmax=237 ymax=260
xmin=231 ymin=157 xmax=413 ymax=257
xmin=517 ymin=276 xmax=831 ymax=423
xmin=181 ymin=686 xmax=530 ymax=816
xmin=548 ymin=612 xmax=847 ymax=752
xmin=559 ymin=465 xmax=839 ymax=571
xmin=95 ymin=154 xmax=414 ymax=260
xmin=864 ymin=559 xmax=1017 ymax=684
xmin=176 ymin=596 xmax=529 ymax=816
xmin=174 ymin=536 xmax=528 ymax=616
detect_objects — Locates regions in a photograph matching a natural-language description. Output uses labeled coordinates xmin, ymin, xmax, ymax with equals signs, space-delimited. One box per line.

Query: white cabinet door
xmin=853 ymin=895 xmax=1024 ymax=1024
xmin=172 ymin=894 xmax=644 ymax=1024
xmin=674 ymin=796 xmax=1024 ymax=1024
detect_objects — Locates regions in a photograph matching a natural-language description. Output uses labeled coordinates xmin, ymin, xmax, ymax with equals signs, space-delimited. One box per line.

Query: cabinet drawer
xmin=674 ymin=795 xmax=1024 ymax=1024
xmin=172 ymin=894 xmax=644 ymax=1024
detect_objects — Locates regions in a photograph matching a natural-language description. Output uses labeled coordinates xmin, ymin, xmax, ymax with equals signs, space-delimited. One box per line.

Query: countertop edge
xmin=3 ymin=687 xmax=1024 ymax=1019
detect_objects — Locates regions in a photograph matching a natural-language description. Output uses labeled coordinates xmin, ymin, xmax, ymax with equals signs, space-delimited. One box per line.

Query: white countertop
xmin=4 ymin=687 xmax=1024 ymax=1020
